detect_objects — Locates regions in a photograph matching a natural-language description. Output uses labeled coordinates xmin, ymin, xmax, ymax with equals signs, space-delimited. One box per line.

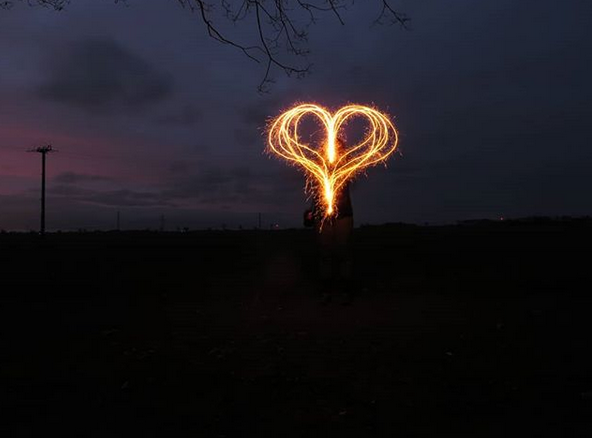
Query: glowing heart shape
xmin=267 ymin=103 xmax=399 ymax=217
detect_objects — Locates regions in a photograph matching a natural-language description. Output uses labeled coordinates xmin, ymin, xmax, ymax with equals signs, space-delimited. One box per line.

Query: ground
xmin=2 ymin=220 xmax=592 ymax=437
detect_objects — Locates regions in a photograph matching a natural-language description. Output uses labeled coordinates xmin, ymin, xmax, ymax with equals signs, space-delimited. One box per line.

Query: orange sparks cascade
xmin=267 ymin=103 xmax=399 ymax=218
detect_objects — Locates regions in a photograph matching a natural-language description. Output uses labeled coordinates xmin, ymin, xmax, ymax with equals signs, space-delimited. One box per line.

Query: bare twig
xmin=4 ymin=0 xmax=408 ymax=90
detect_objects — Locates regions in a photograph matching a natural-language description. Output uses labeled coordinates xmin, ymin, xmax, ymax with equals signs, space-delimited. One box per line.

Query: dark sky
xmin=1 ymin=0 xmax=591 ymax=230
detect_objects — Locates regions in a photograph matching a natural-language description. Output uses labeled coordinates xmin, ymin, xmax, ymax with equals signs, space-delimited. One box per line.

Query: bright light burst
xmin=267 ymin=103 xmax=399 ymax=218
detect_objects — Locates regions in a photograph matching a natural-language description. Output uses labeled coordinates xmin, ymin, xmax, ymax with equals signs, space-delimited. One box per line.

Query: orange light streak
xmin=267 ymin=103 xmax=399 ymax=218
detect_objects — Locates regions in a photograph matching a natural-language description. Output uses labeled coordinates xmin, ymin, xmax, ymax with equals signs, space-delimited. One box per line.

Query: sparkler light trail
xmin=267 ymin=103 xmax=399 ymax=218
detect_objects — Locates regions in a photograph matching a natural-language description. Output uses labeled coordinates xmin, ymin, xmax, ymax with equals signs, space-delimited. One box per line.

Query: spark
xmin=267 ymin=103 xmax=399 ymax=218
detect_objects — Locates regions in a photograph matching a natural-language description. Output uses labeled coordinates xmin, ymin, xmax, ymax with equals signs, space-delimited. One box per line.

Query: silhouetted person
xmin=304 ymin=142 xmax=354 ymax=304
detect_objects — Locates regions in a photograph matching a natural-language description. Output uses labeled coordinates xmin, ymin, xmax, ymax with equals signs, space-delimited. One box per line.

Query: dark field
xmin=3 ymin=220 xmax=592 ymax=437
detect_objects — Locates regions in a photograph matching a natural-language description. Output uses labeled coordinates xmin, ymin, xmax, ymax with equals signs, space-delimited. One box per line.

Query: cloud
xmin=233 ymin=127 xmax=261 ymax=147
xmin=238 ymin=97 xmax=283 ymax=127
xmin=162 ymin=164 xmax=303 ymax=207
xmin=168 ymin=160 xmax=197 ymax=175
xmin=51 ymin=184 xmax=170 ymax=207
xmin=156 ymin=104 xmax=202 ymax=126
xmin=163 ymin=165 xmax=251 ymax=204
xmin=38 ymin=38 xmax=173 ymax=112
xmin=54 ymin=172 xmax=113 ymax=184
xmin=46 ymin=163 xmax=302 ymax=210
xmin=86 ymin=189 xmax=171 ymax=207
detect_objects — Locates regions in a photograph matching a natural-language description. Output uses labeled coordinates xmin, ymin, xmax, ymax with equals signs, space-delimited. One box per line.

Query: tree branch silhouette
xmin=1 ymin=0 xmax=409 ymax=92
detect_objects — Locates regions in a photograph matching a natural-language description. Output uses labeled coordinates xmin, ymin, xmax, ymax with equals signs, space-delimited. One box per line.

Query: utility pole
xmin=116 ymin=211 xmax=121 ymax=231
xmin=258 ymin=212 xmax=262 ymax=229
xmin=159 ymin=214 xmax=165 ymax=232
xmin=28 ymin=145 xmax=56 ymax=236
